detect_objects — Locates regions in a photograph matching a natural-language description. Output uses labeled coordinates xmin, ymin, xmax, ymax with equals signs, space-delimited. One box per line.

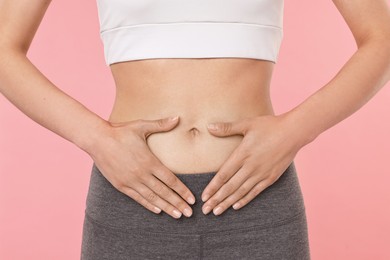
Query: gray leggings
xmin=81 ymin=161 xmax=311 ymax=259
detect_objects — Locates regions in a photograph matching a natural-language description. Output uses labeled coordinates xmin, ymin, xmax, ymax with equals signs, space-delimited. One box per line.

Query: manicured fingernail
xmin=213 ymin=207 xmax=222 ymax=215
xmin=202 ymin=194 xmax=209 ymax=202
xmin=207 ymin=123 xmax=218 ymax=130
xmin=183 ymin=208 xmax=192 ymax=217
xmin=187 ymin=196 xmax=195 ymax=205
xmin=169 ymin=116 xmax=179 ymax=122
xmin=173 ymin=209 xmax=182 ymax=218
xmin=203 ymin=206 xmax=211 ymax=215
xmin=232 ymin=203 xmax=240 ymax=210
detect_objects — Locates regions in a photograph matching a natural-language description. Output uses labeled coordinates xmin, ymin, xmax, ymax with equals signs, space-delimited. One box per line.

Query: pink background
xmin=1 ymin=1 xmax=389 ymax=259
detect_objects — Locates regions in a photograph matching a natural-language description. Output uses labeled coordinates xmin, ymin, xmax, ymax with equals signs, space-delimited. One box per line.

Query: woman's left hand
xmin=201 ymin=113 xmax=306 ymax=216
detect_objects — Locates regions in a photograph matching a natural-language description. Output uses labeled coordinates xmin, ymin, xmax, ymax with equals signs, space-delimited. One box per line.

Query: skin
xmin=0 ymin=0 xmax=390 ymax=221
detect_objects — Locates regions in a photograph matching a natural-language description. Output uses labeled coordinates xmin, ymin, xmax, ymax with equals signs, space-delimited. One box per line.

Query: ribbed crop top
xmin=96 ymin=0 xmax=284 ymax=66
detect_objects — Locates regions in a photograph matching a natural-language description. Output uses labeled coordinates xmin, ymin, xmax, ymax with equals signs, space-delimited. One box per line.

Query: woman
xmin=1 ymin=0 xmax=390 ymax=259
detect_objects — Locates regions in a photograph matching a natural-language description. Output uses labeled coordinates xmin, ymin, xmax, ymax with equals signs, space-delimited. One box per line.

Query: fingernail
xmin=202 ymin=206 xmax=211 ymax=215
xmin=183 ymin=208 xmax=192 ymax=217
xmin=173 ymin=209 xmax=182 ymax=218
xmin=207 ymin=123 xmax=218 ymax=130
xmin=168 ymin=116 xmax=179 ymax=122
xmin=202 ymin=193 xmax=209 ymax=202
xmin=187 ymin=196 xmax=195 ymax=205
xmin=232 ymin=203 xmax=240 ymax=210
xmin=213 ymin=207 xmax=222 ymax=215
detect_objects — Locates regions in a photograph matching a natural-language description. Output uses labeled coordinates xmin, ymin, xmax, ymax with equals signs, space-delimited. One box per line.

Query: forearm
xmin=282 ymin=38 xmax=390 ymax=147
xmin=0 ymin=48 xmax=110 ymax=154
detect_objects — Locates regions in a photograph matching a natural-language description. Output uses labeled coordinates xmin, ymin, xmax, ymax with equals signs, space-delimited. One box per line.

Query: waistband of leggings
xmin=86 ymin=161 xmax=307 ymax=235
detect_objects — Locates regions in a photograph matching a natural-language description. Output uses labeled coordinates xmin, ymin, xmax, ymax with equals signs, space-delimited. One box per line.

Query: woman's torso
xmin=107 ymin=58 xmax=276 ymax=174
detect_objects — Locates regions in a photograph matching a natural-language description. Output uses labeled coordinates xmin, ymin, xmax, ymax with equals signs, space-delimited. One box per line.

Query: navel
xmin=188 ymin=127 xmax=200 ymax=138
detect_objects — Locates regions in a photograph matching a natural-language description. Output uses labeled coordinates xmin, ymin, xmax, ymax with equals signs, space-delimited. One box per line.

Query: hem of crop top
xmin=99 ymin=22 xmax=283 ymax=66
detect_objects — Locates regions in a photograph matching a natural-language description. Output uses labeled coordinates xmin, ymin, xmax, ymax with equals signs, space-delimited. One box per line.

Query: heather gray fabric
xmin=81 ymin=161 xmax=311 ymax=259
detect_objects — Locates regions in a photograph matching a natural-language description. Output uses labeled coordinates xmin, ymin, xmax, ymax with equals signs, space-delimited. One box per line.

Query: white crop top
xmin=96 ymin=0 xmax=284 ymax=66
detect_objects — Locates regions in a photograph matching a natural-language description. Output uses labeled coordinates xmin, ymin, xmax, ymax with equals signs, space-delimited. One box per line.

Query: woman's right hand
xmin=87 ymin=116 xmax=195 ymax=219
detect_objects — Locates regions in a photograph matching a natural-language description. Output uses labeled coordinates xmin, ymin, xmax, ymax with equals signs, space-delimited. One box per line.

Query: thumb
xmin=139 ymin=116 xmax=179 ymax=138
xmin=207 ymin=120 xmax=247 ymax=137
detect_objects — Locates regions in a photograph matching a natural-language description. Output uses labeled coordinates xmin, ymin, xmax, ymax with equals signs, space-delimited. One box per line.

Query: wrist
xmin=74 ymin=118 xmax=113 ymax=156
xmin=278 ymin=108 xmax=320 ymax=149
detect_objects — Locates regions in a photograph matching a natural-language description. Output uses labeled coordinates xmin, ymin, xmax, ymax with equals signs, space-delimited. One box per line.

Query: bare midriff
xmin=107 ymin=58 xmax=276 ymax=174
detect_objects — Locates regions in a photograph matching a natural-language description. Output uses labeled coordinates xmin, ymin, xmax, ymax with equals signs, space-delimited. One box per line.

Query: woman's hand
xmin=201 ymin=113 xmax=308 ymax=216
xmin=87 ymin=116 xmax=196 ymax=219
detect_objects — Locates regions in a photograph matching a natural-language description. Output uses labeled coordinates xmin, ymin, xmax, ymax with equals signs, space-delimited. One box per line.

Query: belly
xmin=107 ymin=58 xmax=276 ymax=174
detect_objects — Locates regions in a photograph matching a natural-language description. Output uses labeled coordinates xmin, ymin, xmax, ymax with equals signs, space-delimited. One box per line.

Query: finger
xmin=201 ymin=147 xmax=246 ymax=202
xmin=134 ymin=182 xmax=185 ymax=219
xmin=143 ymin=174 xmax=193 ymax=218
xmin=201 ymin=165 xmax=250 ymax=215
xmin=137 ymin=116 xmax=180 ymax=139
xmin=211 ymin=175 xmax=260 ymax=216
xmin=120 ymin=186 xmax=162 ymax=214
xmin=231 ymin=178 xmax=272 ymax=211
xmin=151 ymin=163 xmax=196 ymax=206
xmin=207 ymin=117 xmax=250 ymax=137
